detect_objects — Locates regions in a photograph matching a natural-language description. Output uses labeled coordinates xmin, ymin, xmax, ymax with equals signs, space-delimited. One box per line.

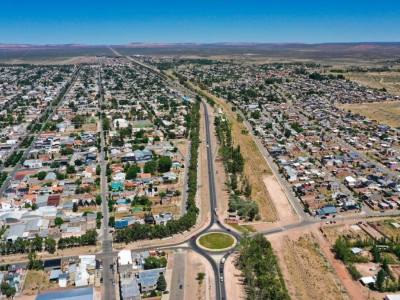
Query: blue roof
xmin=318 ymin=205 xmax=337 ymax=215
xmin=36 ymin=287 xmax=93 ymax=300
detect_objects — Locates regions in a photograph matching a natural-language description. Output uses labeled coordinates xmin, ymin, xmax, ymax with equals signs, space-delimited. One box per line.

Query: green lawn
xmin=229 ymin=223 xmax=256 ymax=233
xmin=198 ymin=232 xmax=235 ymax=250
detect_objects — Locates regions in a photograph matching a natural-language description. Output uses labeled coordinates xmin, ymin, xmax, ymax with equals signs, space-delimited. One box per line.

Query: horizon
xmin=2 ymin=41 xmax=400 ymax=47
xmin=1 ymin=0 xmax=400 ymax=44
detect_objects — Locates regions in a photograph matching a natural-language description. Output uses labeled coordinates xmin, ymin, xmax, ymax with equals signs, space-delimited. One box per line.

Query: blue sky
xmin=1 ymin=0 xmax=400 ymax=44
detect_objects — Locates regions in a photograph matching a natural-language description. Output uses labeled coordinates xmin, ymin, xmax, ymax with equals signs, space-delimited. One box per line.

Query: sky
xmin=1 ymin=0 xmax=400 ymax=44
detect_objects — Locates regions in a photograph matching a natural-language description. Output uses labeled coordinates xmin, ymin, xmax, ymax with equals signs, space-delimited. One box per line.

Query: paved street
xmin=98 ymin=68 xmax=116 ymax=300
xmin=169 ymin=250 xmax=186 ymax=300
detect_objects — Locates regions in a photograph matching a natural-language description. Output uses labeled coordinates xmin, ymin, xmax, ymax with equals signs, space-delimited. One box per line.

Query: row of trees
xmin=214 ymin=115 xmax=259 ymax=221
xmin=0 ymin=235 xmax=57 ymax=255
xmin=0 ymin=230 xmax=97 ymax=255
xmin=58 ymin=229 xmax=97 ymax=249
xmin=115 ymin=100 xmax=200 ymax=243
xmin=237 ymin=234 xmax=290 ymax=300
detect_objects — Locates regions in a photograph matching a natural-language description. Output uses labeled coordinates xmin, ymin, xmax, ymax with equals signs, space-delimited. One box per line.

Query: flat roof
xmin=36 ymin=287 xmax=94 ymax=300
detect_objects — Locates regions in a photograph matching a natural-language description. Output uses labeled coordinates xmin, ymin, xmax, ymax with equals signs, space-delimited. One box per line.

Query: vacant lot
xmin=23 ymin=270 xmax=55 ymax=295
xmin=270 ymin=232 xmax=349 ymax=300
xmin=346 ymin=71 xmax=400 ymax=96
xmin=340 ymin=101 xmax=400 ymax=128
xmin=186 ymin=81 xmax=277 ymax=222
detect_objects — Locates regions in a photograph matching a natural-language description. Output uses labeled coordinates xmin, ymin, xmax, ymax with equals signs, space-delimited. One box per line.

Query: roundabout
xmin=196 ymin=232 xmax=237 ymax=252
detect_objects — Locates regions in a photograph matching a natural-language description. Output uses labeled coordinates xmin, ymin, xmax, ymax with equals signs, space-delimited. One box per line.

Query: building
xmin=36 ymin=287 xmax=94 ymax=300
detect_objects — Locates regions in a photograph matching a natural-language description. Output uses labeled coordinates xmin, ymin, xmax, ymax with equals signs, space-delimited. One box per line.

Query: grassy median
xmin=198 ymin=232 xmax=235 ymax=250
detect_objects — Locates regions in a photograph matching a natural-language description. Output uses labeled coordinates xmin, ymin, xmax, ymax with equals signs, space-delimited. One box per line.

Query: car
xmin=220 ymin=276 xmax=224 ymax=282
xmin=321 ymin=216 xmax=327 ymax=219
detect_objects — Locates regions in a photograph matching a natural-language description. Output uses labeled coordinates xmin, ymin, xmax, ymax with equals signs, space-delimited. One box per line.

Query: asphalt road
xmin=169 ymin=250 xmax=186 ymax=299
xmin=98 ymin=68 xmax=116 ymax=300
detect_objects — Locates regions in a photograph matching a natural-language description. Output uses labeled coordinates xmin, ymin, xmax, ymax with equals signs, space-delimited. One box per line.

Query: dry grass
xmin=339 ymin=101 xmax=400 ymax=128
xmin=346 ymin=71 xmax=400 ymax=96
xmin=372 ymin=218 xmax=400 ymax=241
xmin=281 ymin=234 xmax=349 ymax=300
xmin=321 ymin=224 xmax=369 ymax=244
xmin=186 ymin=81 xmax=277 ymax=222
xmin=23 ymin=270 xmax=55 ymax=295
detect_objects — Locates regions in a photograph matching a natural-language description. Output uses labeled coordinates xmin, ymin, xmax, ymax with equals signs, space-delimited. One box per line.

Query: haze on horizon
xmin=1 ymin=0 xmax=400 ymax=45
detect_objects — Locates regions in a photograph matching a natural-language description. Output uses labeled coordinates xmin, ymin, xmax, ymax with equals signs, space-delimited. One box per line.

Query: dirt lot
xmin=263 ymin=174 xmax=298 ymax=225
xmin=224 ymin=254 xmax=246 ymax=300
xmin=269 ymin=229 xmax=350 ymax=300
xmin=339 ymin=101 xmax=400 ymax=128
xmin=23 ymin=270 xmax=55 ymax=295
xmin=185 ymin=250 xmax=216 ymax=300
xmin=187 ymin=81 xmax=277 ymax=222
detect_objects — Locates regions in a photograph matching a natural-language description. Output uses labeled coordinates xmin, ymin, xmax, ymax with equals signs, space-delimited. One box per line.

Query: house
xmin=317 ymin=205 xmax=337 ymax=216
xmin=118 ymin=250 xmax=133 ymax=266
xmin=162 ymin=172 xmax=177 ymax=182
xmin=113 ymin=118 xmax=129 ymax=129
xmin=23 ymin=159 xmax=43 ymax=169
xmin=121 ymin=278 xmax=141 ymax=300
xmin=137 ymin=268 xmax=165 ymax=292
xmin=133 ymin=149 xmax=153 ymax=162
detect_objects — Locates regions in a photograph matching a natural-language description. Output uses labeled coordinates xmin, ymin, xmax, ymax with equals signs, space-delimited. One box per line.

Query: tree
xmin=0 ymin=282 xmax=16 ymax=299
xmin=126 ymin=164 xmax=140 ymax=180
xmin=376 ymin=269 xmax=386 ymax=292
xmin=144 ymin=256 xmax=167 ymax=269
xmin=96 ymin=165 xmax=101 ymax=176
xmin=196 ymin=272 xmax=205 ymax=284
xmin=54 ymin=217 xmax=64 ymax=227
xmin=45 ymin=237 xmax=56 ymax=254
xmin=66 ymin=165 xmax=76 ymax=174
xmin=95 ymin=194 xmax=102 ymax=205
xmin=27 ymin=252 xmax=43 ymax=270
xmin=31 ymin=235 xmax=43 ymax=252
xmin=158 ymin=156 xmax=172 ymax=173
xmin=37 ymin=171 xmax=47 ymax=180
xmin=144 ymin=160 xmax=157 ymax=174
xmin=157 ymin=274 xmax=167 ymax=291
xmin=108 ymin=216 xmax=115 ymax=227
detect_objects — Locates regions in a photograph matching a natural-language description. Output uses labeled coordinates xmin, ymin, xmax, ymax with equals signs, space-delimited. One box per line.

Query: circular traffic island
xmin=197 ymin=232 xmax=236 ymax=252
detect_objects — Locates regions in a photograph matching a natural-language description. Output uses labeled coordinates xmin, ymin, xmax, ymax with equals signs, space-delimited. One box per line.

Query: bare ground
xmin=224 ymin=254 xmax=246 ymax=300
xmin=263 ymin=174 xmax=299 ymax=226
xmin=269 ymin=228 xmax=350 ymax=300
xmin=184 ymin=250 xmax=215 ymax=300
